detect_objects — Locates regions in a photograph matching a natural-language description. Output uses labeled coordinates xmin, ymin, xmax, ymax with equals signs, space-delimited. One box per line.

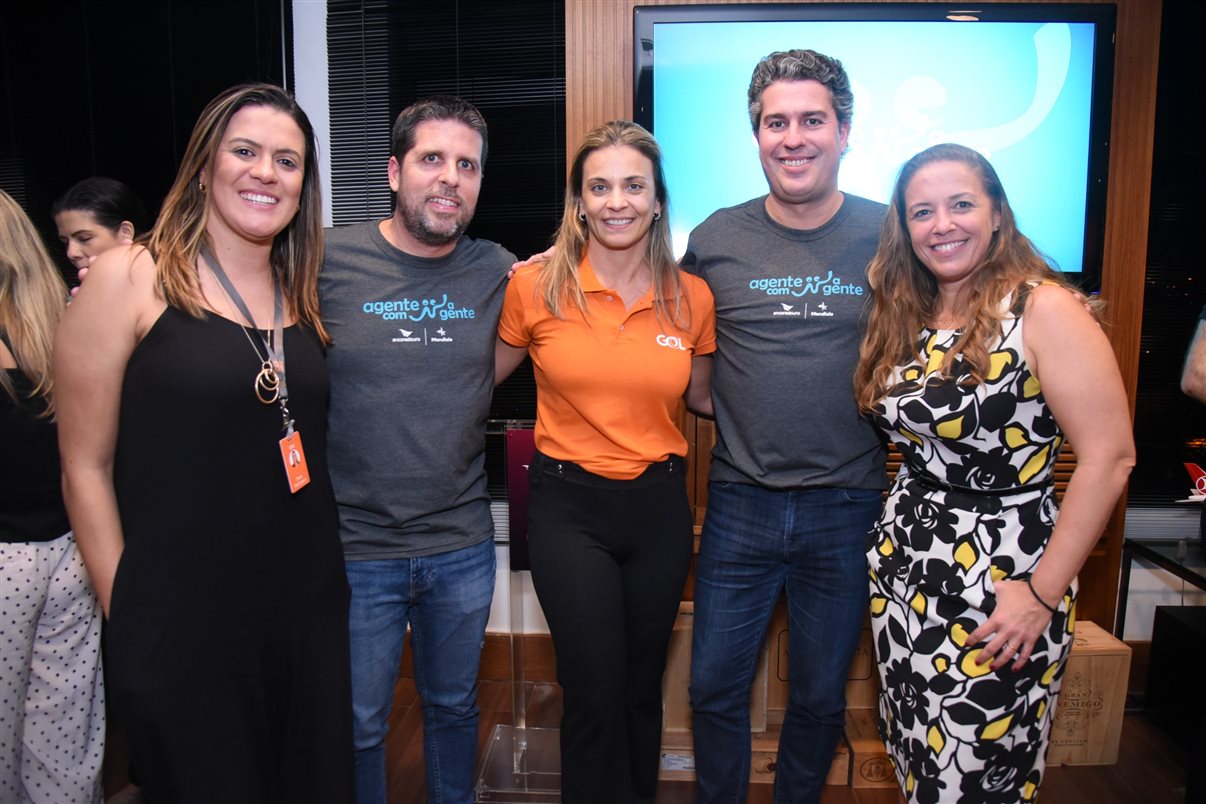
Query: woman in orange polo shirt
xmin=496 ymin=120 xmax=715 ymax=804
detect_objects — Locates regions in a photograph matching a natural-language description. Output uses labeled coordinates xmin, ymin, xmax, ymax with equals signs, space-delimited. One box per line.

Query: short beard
xmin=399 ymin=197 xmax=469 ymax=247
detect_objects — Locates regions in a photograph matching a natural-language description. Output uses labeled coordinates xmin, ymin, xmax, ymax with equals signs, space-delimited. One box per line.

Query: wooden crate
xmin=659 ymin=724 xmax=851 ymax=786
xmin=844 ymin=707 xmax=898 ymax=789
xmin=766 ymin=604 xmax=880 ymax=724
xmin=1048 ymin=619 xmax=1131 ymax=765
xmin=662 ymin=602 xmax=768 ymax=733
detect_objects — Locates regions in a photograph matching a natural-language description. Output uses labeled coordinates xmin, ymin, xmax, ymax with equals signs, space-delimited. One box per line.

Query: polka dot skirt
xmin=0 ymin=532 xmax=104 ymax=803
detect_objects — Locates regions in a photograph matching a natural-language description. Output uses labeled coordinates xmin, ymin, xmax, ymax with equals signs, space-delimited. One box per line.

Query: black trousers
xmin=526 ymin=451 xmax=694 ymax=804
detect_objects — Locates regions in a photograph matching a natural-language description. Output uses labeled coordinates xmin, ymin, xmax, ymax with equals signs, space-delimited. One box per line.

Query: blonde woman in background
xmin=0 ymin=188 xmax=105 ymax=803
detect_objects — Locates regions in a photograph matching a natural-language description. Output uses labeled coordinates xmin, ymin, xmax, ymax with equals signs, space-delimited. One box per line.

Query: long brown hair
xmin=538 ymin=120 xmax=688 ymax=328
xmin=0 ymin=189 xmax=67 ymax=413
xmin=854 ymin=143 xmax=1090 ymax=412
xmin=147 ymin=83 xmax=328 ymax=342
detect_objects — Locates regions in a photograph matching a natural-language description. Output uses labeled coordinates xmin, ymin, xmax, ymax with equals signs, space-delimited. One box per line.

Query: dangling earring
xmin=198 ymin=177 xmax=207 ymax=192
xmin=653 ymin=211 xmax=662 ymax=221
xmin=577 ymin=211 xmax=586 ymax=223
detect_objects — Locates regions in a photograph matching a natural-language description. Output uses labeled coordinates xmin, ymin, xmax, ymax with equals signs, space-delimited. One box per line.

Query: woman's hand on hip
xmin=966 ymin=578 xmax=1056 ymax=673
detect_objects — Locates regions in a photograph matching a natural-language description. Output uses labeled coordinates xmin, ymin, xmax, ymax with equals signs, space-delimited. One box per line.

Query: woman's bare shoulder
xmin=69 ymin=244 xmax=167 ymax=336
xmin=87 ymin=244 xmax=157 ymax=288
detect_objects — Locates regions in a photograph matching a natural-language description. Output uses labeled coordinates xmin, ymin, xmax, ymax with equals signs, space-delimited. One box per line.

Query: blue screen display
xmin=648 ymin=19 xmax=1101 ymax=274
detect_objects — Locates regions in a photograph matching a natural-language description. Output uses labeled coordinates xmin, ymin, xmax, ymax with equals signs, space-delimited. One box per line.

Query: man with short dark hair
xmin=684 ymin=50 xmax=887 ymax=804
xmin=320 ymin=96 xmax=515 ymax=804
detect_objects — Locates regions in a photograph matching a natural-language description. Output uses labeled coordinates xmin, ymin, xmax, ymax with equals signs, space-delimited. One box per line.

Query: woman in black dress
xmin=56 ymin=84 xmax=353 ymax=804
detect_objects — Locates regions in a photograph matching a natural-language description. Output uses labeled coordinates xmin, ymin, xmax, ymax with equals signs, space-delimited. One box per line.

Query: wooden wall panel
xmin=566 ymin=0 xmax=764 ymax=148
xmin=565 ymin=0 xmax=1163 ymax=629
xmin=1090 ymin=0 xmax=1162 ymax=628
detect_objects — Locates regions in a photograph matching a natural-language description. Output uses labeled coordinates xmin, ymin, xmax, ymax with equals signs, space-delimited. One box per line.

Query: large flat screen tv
xmin=634 ymin=3 xmax=1116 ymax=292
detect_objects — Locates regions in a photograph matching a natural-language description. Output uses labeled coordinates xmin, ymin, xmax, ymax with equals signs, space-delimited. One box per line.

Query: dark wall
xmin=1129 ymin=0 xmax=1206 ymax=504
xmin=371 ymin=0 xmax=566 ymax=261
xmin=0 ymin=0 xmax=564 ymax=287
xmin=1 ymin=0 xmax=558 ymax=452
xmin=0 ymin=0 xmax=288 ymax=276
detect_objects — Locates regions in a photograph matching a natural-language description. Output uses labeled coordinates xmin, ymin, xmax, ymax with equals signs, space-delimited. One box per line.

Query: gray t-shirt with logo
xmin=681 ymin=194 xmax=887 ymax=491
xmin=321 ymin=220 xmax=514 ymax=559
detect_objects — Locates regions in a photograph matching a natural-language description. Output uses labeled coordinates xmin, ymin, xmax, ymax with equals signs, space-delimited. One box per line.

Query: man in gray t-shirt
xmin=682 ymin=50 xmax=887 ymax=804
xmin=323 ymin=97 xmax=513 ymax=804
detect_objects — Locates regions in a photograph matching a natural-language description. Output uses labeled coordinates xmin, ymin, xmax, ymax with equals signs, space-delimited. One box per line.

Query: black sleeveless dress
xmin=107 ymin=306 xmax=353 ymax=804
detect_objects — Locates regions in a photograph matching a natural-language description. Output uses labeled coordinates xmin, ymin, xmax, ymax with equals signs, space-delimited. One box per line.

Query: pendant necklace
xmin=200 ymin=244 xmax=311 ymax=493
xmin=199 ymin=244 xmax=286 ymax=408
xmin=240 ymin=320 xmax=281 ymax=404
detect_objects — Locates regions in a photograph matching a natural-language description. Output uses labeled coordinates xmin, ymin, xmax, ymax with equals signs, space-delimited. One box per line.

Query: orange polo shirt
xmin=498 ymin=256 xmax=716 ymax=480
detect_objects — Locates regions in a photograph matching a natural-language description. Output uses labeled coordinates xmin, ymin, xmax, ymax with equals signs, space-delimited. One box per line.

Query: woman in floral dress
xmin=852 ymin=143 xmax=1134 ymax=803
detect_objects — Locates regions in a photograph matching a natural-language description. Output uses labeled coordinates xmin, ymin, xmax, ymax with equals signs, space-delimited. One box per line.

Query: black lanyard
xmin=200 ymin=243 xmax=294 ymax=434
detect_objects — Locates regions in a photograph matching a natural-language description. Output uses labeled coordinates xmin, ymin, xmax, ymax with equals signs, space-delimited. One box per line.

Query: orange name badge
xmin=279 ymin=430 xmax=311 ymax=493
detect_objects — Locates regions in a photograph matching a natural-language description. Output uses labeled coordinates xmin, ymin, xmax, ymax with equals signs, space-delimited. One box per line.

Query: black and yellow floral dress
xmin=866 ymin=298 xmax=1076 ymax=804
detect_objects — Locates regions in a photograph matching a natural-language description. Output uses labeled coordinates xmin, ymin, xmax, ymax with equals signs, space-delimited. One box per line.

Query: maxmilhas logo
xmin=362 ymin=293 xmax=477 ymax=323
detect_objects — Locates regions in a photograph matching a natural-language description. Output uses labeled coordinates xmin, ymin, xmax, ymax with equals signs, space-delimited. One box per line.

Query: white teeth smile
xmin=430 ymin=197 xmax=459 ymax=209
xmin=603 ymin=218 xmax=634 ymax=226
xmin=933 ymin=240 xmax=967 ymax=253
xmin=240 ymin=192 xmax=278 ymax=205
xmin=781 ymin=157 xmax=811 ymax=167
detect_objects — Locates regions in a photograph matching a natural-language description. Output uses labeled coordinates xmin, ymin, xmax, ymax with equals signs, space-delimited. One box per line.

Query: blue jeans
xmin=689 ymin=482 xmax=881 ymax=804
xmin=346 ymin=538 xmax=496 ymax=804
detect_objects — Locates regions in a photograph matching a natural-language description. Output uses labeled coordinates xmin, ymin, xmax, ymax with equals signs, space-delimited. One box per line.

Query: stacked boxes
xmin=843 ymin=707 xmax=898 ymax=789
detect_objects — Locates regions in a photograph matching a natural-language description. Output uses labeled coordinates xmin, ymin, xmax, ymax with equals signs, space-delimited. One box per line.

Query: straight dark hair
xmin=52 ymin=177 xmax=151 ymax=235
xmin=391 ymin=96 xmax=489 ymax=169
